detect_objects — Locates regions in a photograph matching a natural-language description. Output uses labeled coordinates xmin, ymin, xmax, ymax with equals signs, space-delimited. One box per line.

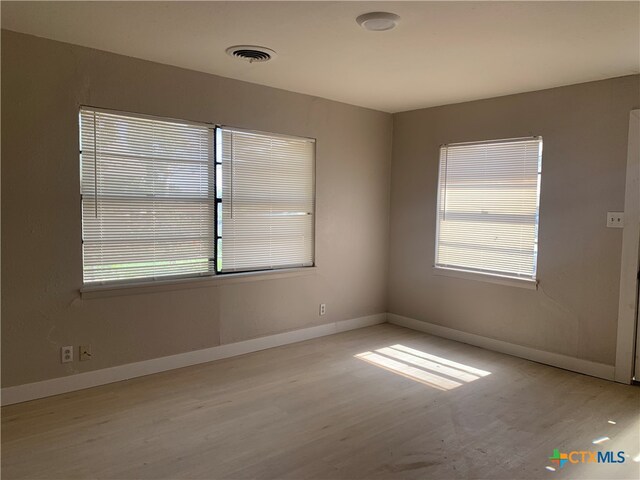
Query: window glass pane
xmin=216 ymin=164 xmax=222 ymax=200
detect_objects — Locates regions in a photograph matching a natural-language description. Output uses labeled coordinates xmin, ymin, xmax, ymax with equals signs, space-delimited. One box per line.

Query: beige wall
xmin=1 ymin=31 xmax=392 ymax=387
xmin=389 ymin=75 xmax=640 ymax=366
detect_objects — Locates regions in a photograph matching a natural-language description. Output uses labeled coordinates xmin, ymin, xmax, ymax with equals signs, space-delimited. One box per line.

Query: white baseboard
xmin=2 ymin=311 xmax=617 ymax=406
xmin=1 ymin=313 xmax=387 ymax=406
xmin=388 ymin=313 xmax=615 ymax=381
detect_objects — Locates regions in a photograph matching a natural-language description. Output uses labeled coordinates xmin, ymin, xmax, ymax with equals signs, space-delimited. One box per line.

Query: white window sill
xmin=81 ymin=267 xmax=318 ymax=299
xmin=433 ymin=266 xmax=538 ymax=290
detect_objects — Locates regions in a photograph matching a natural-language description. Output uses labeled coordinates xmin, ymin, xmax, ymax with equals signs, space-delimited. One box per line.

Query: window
xmin=435 ymin=137 xmax=542 ymax=282
xmin=217 ymin=127 xmax=315 ymax=273
xmin=80 ymin=108 xmax=315 ymax=286
xmin=80 ymin=108 xmax=215 ymax=284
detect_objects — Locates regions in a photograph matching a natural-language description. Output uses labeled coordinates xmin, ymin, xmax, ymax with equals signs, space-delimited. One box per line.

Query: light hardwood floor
xmin=2 ymin=324 xmax=639 ymax=480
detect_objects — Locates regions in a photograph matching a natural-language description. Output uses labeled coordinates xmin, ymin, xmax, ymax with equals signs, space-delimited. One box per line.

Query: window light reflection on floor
xmin=592 ymin=436 xmax=610 ymax=445
xmin=355 ymin=344 xmax=491 ymax=390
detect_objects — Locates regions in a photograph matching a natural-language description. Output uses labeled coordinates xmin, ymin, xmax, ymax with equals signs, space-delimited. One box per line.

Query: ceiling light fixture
xmin=356 ymin=12 xmax=400 ymax=31
xmin=226 ymin=45 xmax=276 ymax=63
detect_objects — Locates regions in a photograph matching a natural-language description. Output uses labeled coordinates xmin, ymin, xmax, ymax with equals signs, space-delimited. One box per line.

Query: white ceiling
xmin=2 ymin=1 xmax=639 ymax=113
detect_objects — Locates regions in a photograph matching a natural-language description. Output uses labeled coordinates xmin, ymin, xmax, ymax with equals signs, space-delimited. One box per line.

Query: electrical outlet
xmin=319 ymin=303 xmax=326 ymax=316
xmin=606 ymin=212 xmax=624 ymax=228
xmin=61 ymin=346 xmax=73 ymax=363
xmin=79 ymin=345 xmax=92 ymax=361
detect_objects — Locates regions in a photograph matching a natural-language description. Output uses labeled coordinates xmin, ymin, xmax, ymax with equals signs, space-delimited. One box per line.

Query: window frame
xmin=433 ymin=136 xmax=542 ymax=289
xmin=78 ymin=107 xmax=316 ymax=294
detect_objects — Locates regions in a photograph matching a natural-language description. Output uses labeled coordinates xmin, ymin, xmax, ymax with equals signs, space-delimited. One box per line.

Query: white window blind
xmin=435 ymin=137 xmax=542 ymax=281
xmin=80 ymin=108 xmax=215 ymax=284
xmin=218 ymin=128 xmax=315 ymax=272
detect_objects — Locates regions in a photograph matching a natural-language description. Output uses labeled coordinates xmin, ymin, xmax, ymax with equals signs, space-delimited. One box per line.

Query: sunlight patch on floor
xmin=355 ymin=344 xmax=491 ymax=390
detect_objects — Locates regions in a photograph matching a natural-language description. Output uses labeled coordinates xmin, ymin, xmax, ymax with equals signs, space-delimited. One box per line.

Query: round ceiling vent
xmin=226 ymin=45 xmax=277 ymax=63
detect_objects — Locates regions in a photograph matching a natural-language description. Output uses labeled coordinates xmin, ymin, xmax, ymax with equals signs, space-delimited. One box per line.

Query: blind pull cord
xmin=93 ymin=112 xmax=98 ymax=218
xmin=442 ymin=146 xmax=448 ymax=221
xmin=230 ymin=132 xmax=234 ymax=219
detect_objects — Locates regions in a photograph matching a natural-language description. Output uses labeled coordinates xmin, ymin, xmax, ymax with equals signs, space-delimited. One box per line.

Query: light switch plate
xmin=606 ymin=212 xmax=624 ymax=228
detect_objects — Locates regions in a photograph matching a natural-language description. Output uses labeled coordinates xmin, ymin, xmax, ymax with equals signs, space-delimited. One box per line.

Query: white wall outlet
xmin=61 ymin=346 xmax=73 ymax=363
xmin=79 ymin=345 xmax=92 ymax=361
xmin=607 ymin=212 xmax=624 ymax=228
xmin=319 ymin=303 xmax=326 ymax=316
